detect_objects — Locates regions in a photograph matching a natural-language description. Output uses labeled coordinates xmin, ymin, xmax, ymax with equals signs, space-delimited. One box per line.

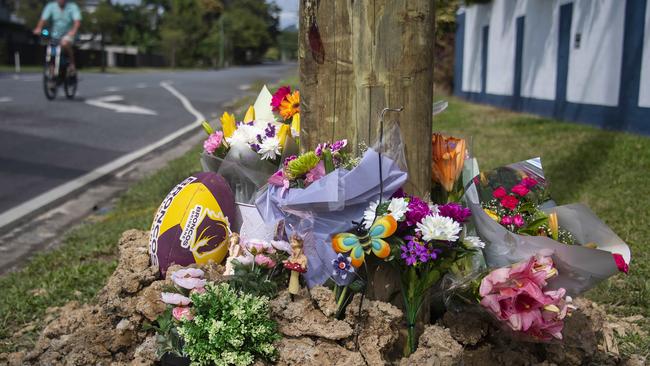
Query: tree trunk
xmin=298 ymin=0 xmax=435 ymax=198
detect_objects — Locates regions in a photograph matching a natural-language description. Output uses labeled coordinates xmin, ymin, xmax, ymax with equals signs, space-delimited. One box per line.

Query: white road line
xmin=104 ymin=86 xmax=120 ymax=92
xmin=85 ymin=95 xmax=158 ymax=115
xmin=0 ymin=82 xmax=206 ymax=230
xmin=0 ymin=97 xmax=12 ymax=103
xmin=160 ymin=81 xmax=205 ymax=123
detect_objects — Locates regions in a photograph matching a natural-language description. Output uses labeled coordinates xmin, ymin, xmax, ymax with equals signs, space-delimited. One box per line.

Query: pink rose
xmin=172 ymin=306 xmax=194 ymax=321
xmin=511 ymin=184 xmax=530 ymax=197
xmin=161 ymin=292 xmax=191 ymax=306
xmin=492 ymin=186 xmax=507 ymax=199
xmin=513 ymin=214 xmax=525 ymax=227
xmin=255 ymin=254 xmax=276 ymax=268
xmin=521 ymin=177 xmax=538 ymax=188
xmin=500 ymin=195 xmax=519 ymax=210
xmin=500 ymin=215 xmax=513 ymax=225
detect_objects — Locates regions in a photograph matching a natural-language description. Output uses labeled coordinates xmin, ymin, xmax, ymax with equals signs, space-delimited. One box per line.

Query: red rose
xmin=493 ymin=186 xmax=507 ymax=199
xmin=521 ymin=177 xmax=538 ymax=188
xmin=612 ymin=253 xmax=629 ymax=274
xmin=500 ymin=195 xmax=519 ymax=210
xmin=511 ymin=184 xmax=530 ymax=197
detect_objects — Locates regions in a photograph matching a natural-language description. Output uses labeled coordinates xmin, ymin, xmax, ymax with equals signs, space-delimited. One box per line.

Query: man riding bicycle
xmin=33 ymin=0 xmax=81 ymax=74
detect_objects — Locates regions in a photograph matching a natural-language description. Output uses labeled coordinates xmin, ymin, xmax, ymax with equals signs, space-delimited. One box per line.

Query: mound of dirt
xmin=3 ymin=229 xmax=646 ymax=366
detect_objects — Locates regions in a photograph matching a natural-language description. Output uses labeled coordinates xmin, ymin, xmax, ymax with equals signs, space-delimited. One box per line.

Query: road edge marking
xmin=0 ymin=82 xmax=206 ymax=230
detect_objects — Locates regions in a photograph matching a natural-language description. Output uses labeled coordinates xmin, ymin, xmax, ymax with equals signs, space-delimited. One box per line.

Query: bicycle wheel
xmin=43 ymin=65 xmax=57 ymax=100
xmin=64 ymin=72 xmax=77 ymax=99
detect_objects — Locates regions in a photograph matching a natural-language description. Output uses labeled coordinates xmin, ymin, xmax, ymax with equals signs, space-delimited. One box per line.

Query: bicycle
xmin=41 ymin=29 xmax=77 ymax=100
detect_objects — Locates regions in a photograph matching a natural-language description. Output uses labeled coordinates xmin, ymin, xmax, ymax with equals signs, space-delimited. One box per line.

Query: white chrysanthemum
xmin=258 ymin=137 xmax=281 ymax=160
xmin=362 ymin=200 xmax=379 ymax=229
xmin=227 ymin=124 xmax=262 ymax=147
xmin=388 ymin=197 xmax=409 ymax=221
xmin=463 ymin=236 xmax=486 ymax=249
xmin=416 ymin=214 xmax=461 ymax=242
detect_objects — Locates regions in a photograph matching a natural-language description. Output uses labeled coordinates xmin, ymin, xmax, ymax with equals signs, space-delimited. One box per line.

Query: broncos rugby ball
xmin=149 ymin=172 xmax=236 ymax=277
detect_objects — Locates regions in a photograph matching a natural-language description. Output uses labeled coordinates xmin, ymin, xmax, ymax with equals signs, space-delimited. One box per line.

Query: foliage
xmin=146 ymin=307 xmax=185 ymax=357
xmin=83 ymin=1 xmax=123 ymax=41
xmin=221 ymin=0 xmax=279 ymax=64
xmin=228 ymin=259 xmax=287 ymax=299
xmin=177 ymin=283 xmax=280 ymax=366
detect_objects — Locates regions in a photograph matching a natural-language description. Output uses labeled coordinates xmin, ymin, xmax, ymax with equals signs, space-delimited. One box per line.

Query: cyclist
xmin=33 ymin=0 xmax=82 ymax=74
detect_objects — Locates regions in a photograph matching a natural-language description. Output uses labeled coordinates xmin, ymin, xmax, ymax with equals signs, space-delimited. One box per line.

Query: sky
xmin=113 ymin=0 xmax=299 ymax=29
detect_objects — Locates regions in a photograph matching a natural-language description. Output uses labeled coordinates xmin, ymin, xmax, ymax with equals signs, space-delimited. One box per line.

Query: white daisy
xmin=258 ymin=137 xmax=281 ymax=160
xmin=362 ymin=200 xmax=379 ymax=229
xmin=388 ymin=197 xmax=409 ymax=221
xmin=463 ymin=236 xmax=486 ymax=249
xmin=416 ymin=214 xmax=461 ymax=242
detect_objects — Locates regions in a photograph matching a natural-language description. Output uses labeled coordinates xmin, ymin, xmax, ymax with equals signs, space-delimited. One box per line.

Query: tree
xmin=84 ymin=0 xmax=122 ymax=72
xmin=221 ymin=0 xmax=279 ymax=64
xmin=277 ymin=25 xmax=298 ymax=61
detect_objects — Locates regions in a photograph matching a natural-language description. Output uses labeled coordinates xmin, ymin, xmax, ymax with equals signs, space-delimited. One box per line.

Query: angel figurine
xmin=283 ymin=234 xmax=307 ymax=299
xmin=224 ymin=232 xmax=247 ymax=276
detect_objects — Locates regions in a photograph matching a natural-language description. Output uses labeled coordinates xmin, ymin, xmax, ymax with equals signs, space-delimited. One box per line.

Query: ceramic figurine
xmin=283 ymin=234 xmax=307 ymax=298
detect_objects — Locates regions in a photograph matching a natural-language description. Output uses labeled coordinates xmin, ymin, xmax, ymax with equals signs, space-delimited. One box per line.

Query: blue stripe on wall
xmin=618 ymin=0 xmax=648 ymax=130
xmin=454 ymin=12 xmax=465 ymax=95
xmin=513 ymin=16 xmax=525 ymax=110
xmin=555 ymin=3 xmax=572 ymax=119
xmin=454 ymin=0 xmax=650 ymax=135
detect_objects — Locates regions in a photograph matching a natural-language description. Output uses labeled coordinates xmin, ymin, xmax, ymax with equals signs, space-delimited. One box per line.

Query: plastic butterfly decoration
xmin=331 ymin=215 xmax=398 ymax=268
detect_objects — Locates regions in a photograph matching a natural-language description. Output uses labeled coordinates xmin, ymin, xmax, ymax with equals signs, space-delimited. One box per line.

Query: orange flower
xmin=279 ymin=90 xmax=300 ymax=120
xmin=431 ymin=133 xmax=466 ymax=192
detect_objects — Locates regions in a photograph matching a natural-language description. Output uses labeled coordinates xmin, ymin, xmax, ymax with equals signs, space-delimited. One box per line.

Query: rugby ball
xmin=149 ymin=172 xmax=236 ymax=277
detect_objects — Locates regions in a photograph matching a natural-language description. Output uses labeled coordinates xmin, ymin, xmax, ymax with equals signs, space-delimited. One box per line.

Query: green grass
xmin=0 ymin=90 xmax=647 ymax=357
xmin=435 ymin=96 xmax=650 ymax=357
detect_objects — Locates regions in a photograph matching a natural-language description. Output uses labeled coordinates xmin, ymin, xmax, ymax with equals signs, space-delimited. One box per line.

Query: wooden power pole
xmin=298 ymin=0 xmax=435 ymax=198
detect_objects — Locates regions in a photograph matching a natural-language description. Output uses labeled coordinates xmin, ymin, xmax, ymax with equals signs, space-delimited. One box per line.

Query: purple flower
xmin=284 ymin=155 xmax=297 ymax=167
xmin=315 ymin=142 xmax=328 ymax=157
xmin=250 ymin=143 xmax=261 ymax=152
xmin=405 ymin=196 xmax=432 ymax=226
xmin=330 ymin=139 xmax=348 ymax=152
xmin=332 ymin=254 xmax=355 ymax=280
xmin=437 ymin=203 xmax=472 ymax=223
xmin=264 ymin=123 xmax=276 ymax=138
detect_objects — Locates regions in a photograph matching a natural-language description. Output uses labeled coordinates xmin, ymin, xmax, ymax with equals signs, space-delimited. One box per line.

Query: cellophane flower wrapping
xmin=255 ymin=126 xmax=408 ymax=287
xmin=201 ymin=146 xmax=279 ymax=204
xmin=465 ymin=158 xmax=631 ymax=296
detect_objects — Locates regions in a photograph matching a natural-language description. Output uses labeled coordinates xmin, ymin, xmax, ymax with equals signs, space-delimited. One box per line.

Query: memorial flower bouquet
xmin=332 ymin=189 xmax=482 ymax=354
xmin=445 ymin=252 xmax=576 ymax=342
xmin=255 ymin=128 xmax=408 ymax=288
xmin=200 ymin=86 xmax=300 ymax=203
xmin=481 ymin=176 xmax=576 ymax=245
xmin=466 ymin=158 xmax=631 ymax=295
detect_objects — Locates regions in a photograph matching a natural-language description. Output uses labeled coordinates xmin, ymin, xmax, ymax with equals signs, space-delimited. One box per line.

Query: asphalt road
xmin=0 ymin=63 xmax=295 ymax=226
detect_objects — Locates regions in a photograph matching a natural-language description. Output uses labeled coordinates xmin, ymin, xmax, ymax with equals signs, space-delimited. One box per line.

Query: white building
xmin=455 ymin=0 xmax=649 ymax=134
